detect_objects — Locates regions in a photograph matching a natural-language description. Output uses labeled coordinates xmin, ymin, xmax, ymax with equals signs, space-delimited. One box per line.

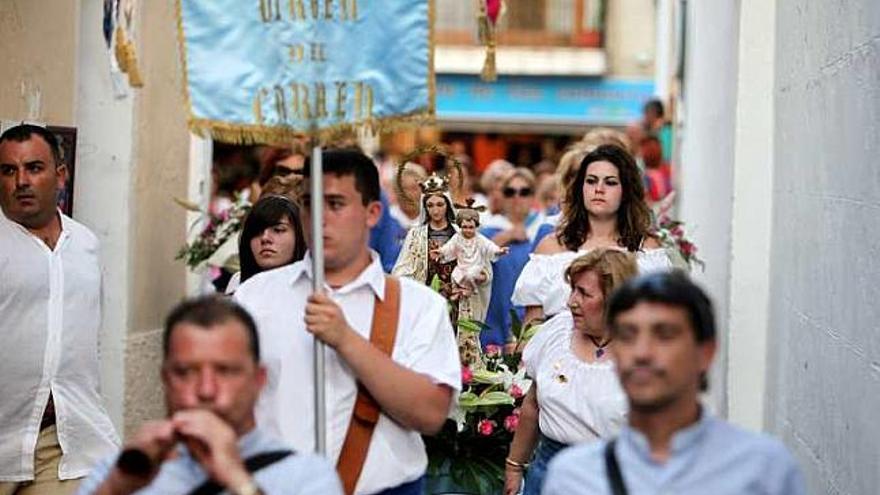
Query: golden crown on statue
xmin=419 ymin=173 xmax=449 ymax=195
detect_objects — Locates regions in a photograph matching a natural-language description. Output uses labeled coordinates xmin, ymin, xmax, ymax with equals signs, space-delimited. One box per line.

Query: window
xmin=436 ymin=0 xmax=606 ymax=47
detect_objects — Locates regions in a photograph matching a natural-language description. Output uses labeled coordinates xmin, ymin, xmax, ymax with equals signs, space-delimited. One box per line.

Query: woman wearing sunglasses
xmin=512 ymin=144 xmax=680 ymax=326
xmin=479 ymin=167 xmax=542 ymax=347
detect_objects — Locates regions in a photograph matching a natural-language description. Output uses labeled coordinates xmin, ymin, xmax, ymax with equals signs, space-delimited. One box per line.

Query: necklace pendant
xmin=595 ymin=348 xmax=605 ymax=359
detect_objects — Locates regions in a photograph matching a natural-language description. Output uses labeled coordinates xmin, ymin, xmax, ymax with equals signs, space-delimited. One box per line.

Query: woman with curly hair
xmin=512 ymin=144 xmax=681 ymax=324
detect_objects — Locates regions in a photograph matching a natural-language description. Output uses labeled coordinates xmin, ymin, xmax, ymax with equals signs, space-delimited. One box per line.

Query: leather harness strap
xmin=335 ymin=276 xmax=401 ymax=495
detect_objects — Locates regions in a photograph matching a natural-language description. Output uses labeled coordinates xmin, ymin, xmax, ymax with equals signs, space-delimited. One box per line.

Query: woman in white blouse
xmin=512 ymin=144 xmax=681 ymax=325
xmin=504 ymin=249 xmax=637 ymax=495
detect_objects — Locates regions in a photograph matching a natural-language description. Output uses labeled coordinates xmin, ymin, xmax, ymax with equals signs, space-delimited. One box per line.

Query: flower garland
xmin=652 ymin=214 xmax=704 ymax=270
xmin=650 ymin=192 xmax=704 ymax=271
xmin=175 ymin=195 xmax=250 ymax=270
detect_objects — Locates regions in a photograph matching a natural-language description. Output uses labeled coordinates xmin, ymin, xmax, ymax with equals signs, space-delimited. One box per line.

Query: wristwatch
xmin=231 ymin=478 xmax=262 ymax=495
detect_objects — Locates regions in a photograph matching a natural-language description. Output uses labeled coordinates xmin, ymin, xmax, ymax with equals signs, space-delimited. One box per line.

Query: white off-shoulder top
xmin=512 ymin=247 xmax=675 ymax=317
xmin=523 ymin=312 xmax=627 ymax=444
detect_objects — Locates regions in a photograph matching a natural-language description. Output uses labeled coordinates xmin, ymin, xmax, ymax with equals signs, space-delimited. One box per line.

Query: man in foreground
xmin=235 ymin=149 xmax=461 ymax=495
xmin=77 ymin=296 xmax=341 ymax=495
xmin=543 ymin=272 xmax=805 ymax=494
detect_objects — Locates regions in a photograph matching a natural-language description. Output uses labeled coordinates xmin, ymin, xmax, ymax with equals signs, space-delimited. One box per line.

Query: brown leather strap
xmin=336 ymin=276 xmax=401 ymax=495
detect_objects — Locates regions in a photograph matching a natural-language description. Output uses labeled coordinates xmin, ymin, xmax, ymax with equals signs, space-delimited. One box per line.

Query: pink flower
xmin=509 ymin=384 xmax=524 ymax=400
xmin=461 ymin=366 xmax=473 ymax=386
xmin=681 ymin=241 xmax=696 ymax=256
xmin=477 ymin=419 xmax=495 ymax=436
xmin=503 ymin=414 xmax=520 ymax=432
xmin=671 ymin=226 xmax=684 ymax=237
xmin=485 ymin=344 xmax=502 ymax=357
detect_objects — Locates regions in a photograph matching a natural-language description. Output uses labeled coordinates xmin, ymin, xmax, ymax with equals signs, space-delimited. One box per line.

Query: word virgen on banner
xmin=176 ymin=0 xmax=435 ymax=144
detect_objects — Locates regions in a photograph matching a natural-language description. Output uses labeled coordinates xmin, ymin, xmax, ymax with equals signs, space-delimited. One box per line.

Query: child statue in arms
xmin=431 ymin=199 xmax=509 ymax=300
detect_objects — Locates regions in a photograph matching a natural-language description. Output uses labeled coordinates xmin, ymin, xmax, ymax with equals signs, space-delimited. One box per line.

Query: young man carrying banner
xmin=234 ymin=149 xmax=461 ymax=495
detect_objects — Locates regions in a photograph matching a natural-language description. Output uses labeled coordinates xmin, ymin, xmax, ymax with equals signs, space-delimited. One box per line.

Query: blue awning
xmin=437 ymin=75 xmax=655 ymax=130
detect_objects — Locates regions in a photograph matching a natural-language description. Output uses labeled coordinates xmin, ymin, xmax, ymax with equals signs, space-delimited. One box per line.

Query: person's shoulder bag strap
xmin=336 ymin=275 xmax=401 ymax=495
xmin=187 ymin=449 xmax=294 ymax=495
xmin=604 ymin=439 xmax=629 ymax=495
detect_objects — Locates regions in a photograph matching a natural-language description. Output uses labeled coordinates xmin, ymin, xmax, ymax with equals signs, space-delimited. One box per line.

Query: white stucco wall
xmin=766 ymin=1 xmax=880 ymax=494
xmin=676 ymin=0 xmax=740 ymax=413
xmin=74 ymin=0 xmax=135 ymax=431
xmin=726 ymin=0 xmax=775 ymax=431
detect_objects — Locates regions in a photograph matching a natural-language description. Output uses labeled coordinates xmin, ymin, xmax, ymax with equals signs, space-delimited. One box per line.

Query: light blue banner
xmin=177 ymin=0 xmax=434 ymax=143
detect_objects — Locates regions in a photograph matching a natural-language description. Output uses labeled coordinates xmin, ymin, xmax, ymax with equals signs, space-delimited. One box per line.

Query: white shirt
xmin=234 ymin=252 xmax=461 ymax=494
xmin=0 ymin=212 xmax=120 ymax=481
xmin=513 ymin=248 xmax=675 ymax=317
xmin=523 ymin=312 xmax=627 ymax=444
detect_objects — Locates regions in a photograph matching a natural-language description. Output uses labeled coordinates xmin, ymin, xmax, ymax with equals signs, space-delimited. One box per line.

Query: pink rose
xmin=503 ymin=414 xmax=520 ymax=432
xmin=461 ymin=366 xmax=473 ymax=386
xmin=681 ymin=241 xmax=696 ymax=256
xmin=509 ymin=384 xmax=524 ymax=400
xmin=477 ymin=419 xmax=495 ymax=436
xmin=485 ymin=344 xmax=502 ymax=357
xmin=671 ymin=226 xmax=684 ymax=237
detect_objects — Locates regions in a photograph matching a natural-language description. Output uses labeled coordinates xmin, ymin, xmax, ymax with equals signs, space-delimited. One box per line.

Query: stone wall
xmin=767 ymin=1 xmax=880 ymax=493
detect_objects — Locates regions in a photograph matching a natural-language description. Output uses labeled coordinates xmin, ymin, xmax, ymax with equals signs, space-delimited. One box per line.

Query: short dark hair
xmin=302 ymin=149 xmax=380 ymax=205
xmin=238 ymin=195 xmax=306 ymax=283
xmin=163 ymin=296 xmax=260 ymax=363
xmin=643 ymin=99 xmax=665 ymax=118
xmin=607 ymin=271 xmax=715 ymax=391
xmin=607 ymin=271 xmax=715 ymax=343
xmin=0 ymin=124 xmax=63 ymax=166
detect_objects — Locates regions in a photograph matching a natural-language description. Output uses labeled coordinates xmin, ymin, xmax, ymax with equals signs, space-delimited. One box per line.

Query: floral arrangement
xmin=652 ymin=214 xmax=704 ymax=271
xmin=424 ymin=315 xmax=538 ymax=495
xmin=175 ymin=195 xmax=250 ymax=270
xmin=650 ymin=193 xmax=704 ymax=271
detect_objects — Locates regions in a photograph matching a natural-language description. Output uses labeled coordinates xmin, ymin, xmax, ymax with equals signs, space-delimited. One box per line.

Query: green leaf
xmin=521 ymin=323 xmax=542 ymax=343
xmin=471 ymin=369 xmax=504 ymax=385
xmin=476 ymin=391 xmax=515 ymax=406
xmin=457 ymin=319 xmax=485 ymax=334
xmin=458 ymin=391 xmax=480 ymax=408
xmin=430 ymin=274 xmax=442 ymax=293
xmin=509 ymin=309 xmax=523 ymax=340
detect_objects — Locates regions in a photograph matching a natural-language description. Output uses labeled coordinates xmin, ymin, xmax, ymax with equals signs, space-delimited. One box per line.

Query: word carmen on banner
xmin=259 ymin=0 xmax=359 ymax=23
xmin=253 ymin=81 xmax=375 ymax=124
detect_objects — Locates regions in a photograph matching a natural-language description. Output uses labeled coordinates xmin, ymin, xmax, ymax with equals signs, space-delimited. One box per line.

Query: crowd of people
xmin=0 ymin=100 xmax=805 ymax=495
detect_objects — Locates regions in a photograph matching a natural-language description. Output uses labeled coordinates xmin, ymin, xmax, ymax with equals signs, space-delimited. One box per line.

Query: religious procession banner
xmin=175 ymin=0 xmax=435 ymax=144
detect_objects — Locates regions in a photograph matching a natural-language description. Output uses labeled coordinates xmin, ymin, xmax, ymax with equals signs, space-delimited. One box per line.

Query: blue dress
xmin=479 ymin=225 xmax=531 ymax=347
xmin=370 ymin=191 xmax=406 ymax=273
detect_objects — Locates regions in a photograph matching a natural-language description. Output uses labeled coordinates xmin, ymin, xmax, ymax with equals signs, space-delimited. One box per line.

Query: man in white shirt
xmin=235 ymin=149 xmax=461 ymax=495
xmin=0 ymin=124 xmax=119 ymax=495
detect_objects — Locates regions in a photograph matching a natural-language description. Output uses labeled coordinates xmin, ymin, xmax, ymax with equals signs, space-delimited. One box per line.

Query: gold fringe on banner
xmin=188 ymin=108 xmax=436 ymax=147
xmin=114 ymin=20 xmax=144 ymax=87
xmin=478 ymin=1 xmax=497 ymax=82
